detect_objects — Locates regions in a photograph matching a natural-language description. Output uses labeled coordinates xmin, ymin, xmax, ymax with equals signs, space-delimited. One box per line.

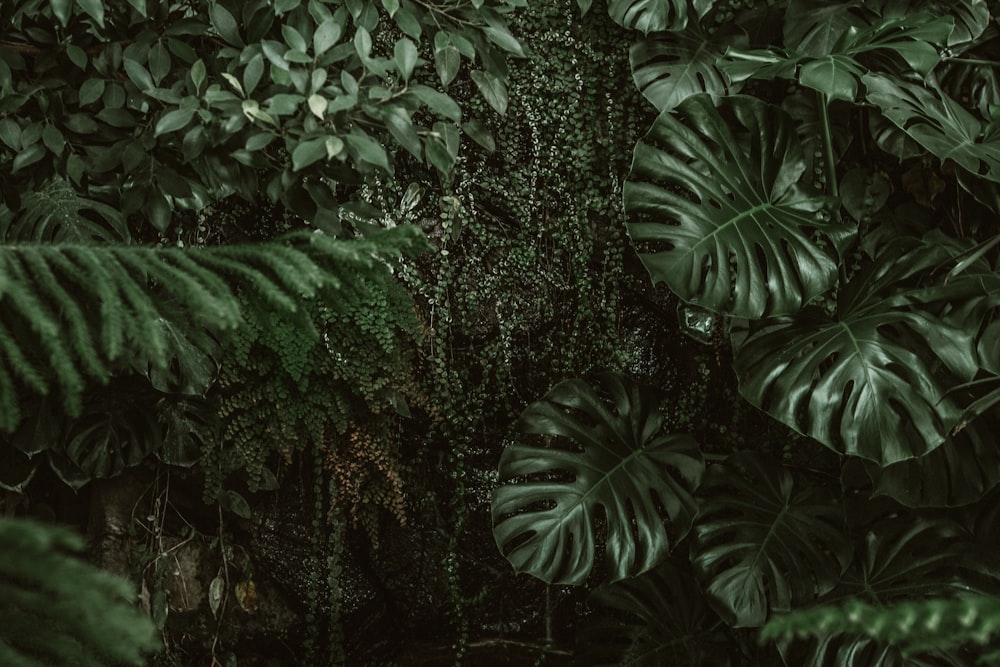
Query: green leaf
xmin=434 ymin=41 xmax=460 ymax=86
xmin=773 ymin=517 xmax=997 ymax=665
xmin=0 ymin=119 xmax=20 ymax=149
xmin=864 ymin=411 xmax=1000 ymax=508
xmin=608 ymin=0 xmax=713 ymax=33
xmin=624 ymin=94 xmax=846 ymax=319
xmin=630 ymin=25 xmax=738 ymax=113
xmin=470 ymin=70 xmax=507 ymax=115
xmin=411 ymin=84 xmax=461 ymax=122
xmin=799 ymin=55 xmax=862 ymax=101
xmin=461 ymin=117 xmax=495 ymax=152
xmin=154 ymin=108 xmax=195 ymax=136
xmin=75 ymin=0 xmax=105 ymax=27
xmin=12 ymin=143 xmax=45 ymax=173
xmin=50 ymin=0 xmax=72 ymax=26
xmin=65 ymin=44 xmax=87 ymax=70
xmin=354 ymin=26 xmax=372 ymax=60
xmin=282 ymin=24 xmax=308 ymax=53
xmin=0 ymin=519 xmax=160 ymax=664
xmin=579 ymin=559 xmax=733 ymax=666
xmin=307 ymin=93 xmax=327 ymax=118
xmin=63 ymin=400 xmax=161 ymax=480
xmin=210 ymin=2 xmax=243 ymax=46
xmin=292 ymin=137 xmax=329 ymax=171
xmin=385 ymin=108 xmax=422 ymax=159
xmin=691 ymin=452 xmax=850 ymax=628
xmin=148 ymin=41 xmax=171 ymax=85
xmin=41 ymin=125 xmax=64 ymax=155
xmin=482 ymin=26 xmax=525 ymax=57
xmin=492 ymin=373 xmax=705 ymax=585
xmin=345 ymin=132 xmax=390 ymax=173
xmin=394 ymin=38 xmax=418 ymax=81
xmin=79 ymin=78 xmax=105 ymax=105
xmin=732 ymin=233 xmax=983 ymax=465
xmin=783 ymin=0 xmax=868 ymax=56
xmin=123 ymin=58 xmax=154 ymax=91
xmin=313 ymin=18 xmax=342 ymax=55
xmin=864 ymin=73 xmax=1000 ymax=183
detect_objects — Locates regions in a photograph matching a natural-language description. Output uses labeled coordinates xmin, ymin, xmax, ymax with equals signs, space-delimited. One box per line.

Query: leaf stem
xmin=943 ymin=57 xmax=1000 ymax=68
xmin=817 ymin=91 xmax=838 ymax=200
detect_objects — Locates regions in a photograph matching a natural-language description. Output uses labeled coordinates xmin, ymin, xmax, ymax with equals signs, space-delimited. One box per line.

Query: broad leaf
xmin=733 ymin=233 xmax=984 ymax=465
xmin=624 ymin=94 xmax=846 ymax=319
xmin=864 ymin=73 xmax=1000 ymax=183
xmin=872 ymin=0 xmax=989 ymax=47
xmin=578 ymin=558 xmax=732 ymax=666
xmin=691 ymin=452 xmax=850 ymax=628
xmin=62 ymin=397 xmax=161 ymax=481
xmin=864 ymin=411 xmax=1000 ymax=508
xmin=783 ymin=0 xmax=869 ymax=56
xmin=630 ymin=24 xmax=739 ymax=113
xmin=607 ymin=0 xmax=714 ymax=34
xmin=491 ymin=373 xmax=704 ymax=585
xmin=774 ymin=517 xmax=996 ymax=666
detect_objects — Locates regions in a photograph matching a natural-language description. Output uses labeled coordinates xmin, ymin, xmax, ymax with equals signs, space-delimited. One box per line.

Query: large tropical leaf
xmin=871 ymin=0 xmax=989 ymax=47
xmin=733 ymin=233 xmax=984 ymax=465
xmin=864 ymin=410 xmax=1000 ymax=508
xmin=691 ymin=452 xmax=851 ymax=628
xmin=783 ymin=0 xmax=869 ymax=56
xmin=491 ymin=373 xmax=705 ymax=585
xmin=724 ymin=12 xmax=952 ymax=101
xmin=864 ymin=73 xmax=1000 ymax=183
xmin=577 ymin=558 xmax=732 ymax=666
xmin=624 ymin=94 xmax=846 ymax=319
xmin=630 ymin=24 xmax=740 ymax=113
xmin=772 ymin=517 xmax=996 ymax=666
xmin=607 ymin=0 xmax=714 ymax=34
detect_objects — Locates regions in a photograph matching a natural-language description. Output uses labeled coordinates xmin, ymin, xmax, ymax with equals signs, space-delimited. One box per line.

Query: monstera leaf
xmin=864 ymin=73 xmax=1000 ymax=183
xmin=491 ymin=373 xmax=705 ymax=585
xmin=864 ymin=410 xmax=1000 ymax=508
xmin=624 ymin=94 xmax=846 ymax=319
xmin=577 ymin=558 xmax=732 ymax=666
xmin=691 ymin=452 xmax=851 ymax=628
xmin=771 ymin=517 xmax=995 ymax=666
xmin=630 ymin=24 xmax=740 ymax=112
xmin=608 ymin=0 xmax=714 ymax=33
xmin=733 ymin=233 xmax=984 ymax=465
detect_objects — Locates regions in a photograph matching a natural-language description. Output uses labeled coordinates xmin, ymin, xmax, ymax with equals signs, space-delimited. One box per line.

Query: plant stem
xmin=817 ymin=91 xmax=839 ymax=200
xmin=943 ymin=57 xmax=1000 ymax=68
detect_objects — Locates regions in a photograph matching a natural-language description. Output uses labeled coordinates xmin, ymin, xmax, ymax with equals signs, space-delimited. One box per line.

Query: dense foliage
xmin=491 ymin=0 xmax=1000 ymax=663
xmin=6 ymin=0 xmax=1000 ymax=665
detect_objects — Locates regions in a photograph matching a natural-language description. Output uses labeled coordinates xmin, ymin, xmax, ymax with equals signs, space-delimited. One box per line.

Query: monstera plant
xmin=493 ymin=0 xmax=1000 ymax=662
xmin=491 ymin=373 xmax=704 ymax=584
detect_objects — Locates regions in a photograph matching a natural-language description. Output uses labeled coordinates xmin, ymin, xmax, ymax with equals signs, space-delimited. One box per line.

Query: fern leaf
xmin=18 ymin=248 xmax=108 ymax=382
xmin=2 ymin=252 xmax=84 ymax=413
xmin=58 ymin=247 xmax=126 ymax=361
xmin=0 ymin=227 xmax=427 ymax=432
xmin=0 ymin=518 xmax=158 ymax=666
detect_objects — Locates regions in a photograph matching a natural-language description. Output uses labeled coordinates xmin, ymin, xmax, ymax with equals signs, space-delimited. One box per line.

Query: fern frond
xmin=0 ymin=518 xmax=158 ymax=666
xmin=0 ymin=227 xmax=428 ymax=432
xmin=761 ymin=596 xmax=1000 ymax=662
xmin=18 ymin=247 xmax=108 ymax=381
